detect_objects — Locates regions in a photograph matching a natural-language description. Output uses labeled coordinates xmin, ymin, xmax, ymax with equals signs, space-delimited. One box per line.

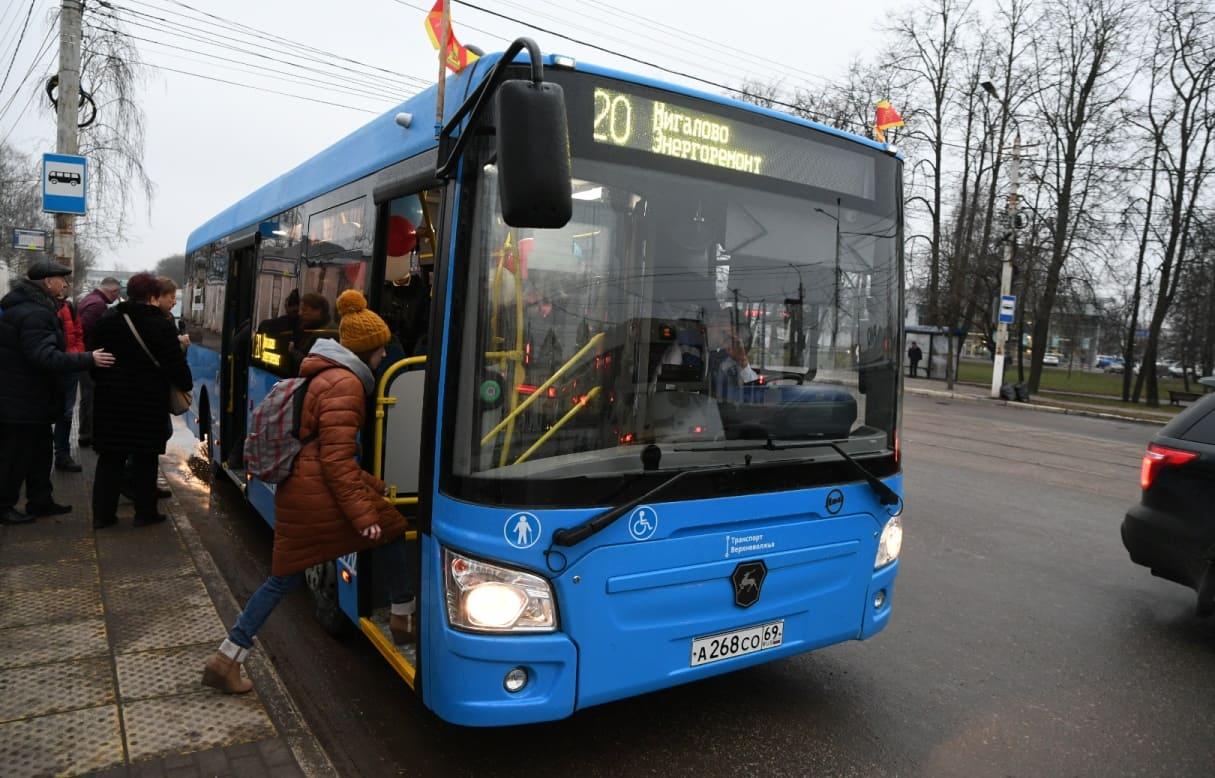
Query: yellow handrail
xmin=514 ymin=386 xmax=600 ymax=464
xmin=480 ymin=331 xmax=605 ymax=447
xmin=373 ymin=356 xmax=428 ymax=487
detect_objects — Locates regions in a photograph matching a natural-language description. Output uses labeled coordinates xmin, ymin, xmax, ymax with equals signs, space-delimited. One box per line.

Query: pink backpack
xmin=244 ymin=376 xmax=317 ymax=483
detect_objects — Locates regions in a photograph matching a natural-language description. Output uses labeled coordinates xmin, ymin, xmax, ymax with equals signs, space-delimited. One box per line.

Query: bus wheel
xmin=305 ymin=561 xmax=350 ymax=637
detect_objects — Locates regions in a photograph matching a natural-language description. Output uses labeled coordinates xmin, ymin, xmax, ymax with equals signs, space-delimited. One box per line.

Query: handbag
xmin=123 ymin=313 xmax=193 ymax=416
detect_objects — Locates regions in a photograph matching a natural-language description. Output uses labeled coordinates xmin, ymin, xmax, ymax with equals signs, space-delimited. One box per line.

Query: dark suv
xmin=1121 ymin=378 xmax=1215 ymax=616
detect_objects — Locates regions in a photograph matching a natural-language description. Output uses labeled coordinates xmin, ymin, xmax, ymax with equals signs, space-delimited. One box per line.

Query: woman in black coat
xmin=90 ymin=272 xmax=192 ymax=528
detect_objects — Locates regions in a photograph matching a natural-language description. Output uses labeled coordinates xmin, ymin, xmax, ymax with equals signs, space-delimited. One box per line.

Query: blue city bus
xmin=182 ymin=40 xmax=905 ymax=727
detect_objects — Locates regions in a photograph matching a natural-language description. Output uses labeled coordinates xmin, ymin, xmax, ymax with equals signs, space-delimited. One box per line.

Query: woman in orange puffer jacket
xmin=203 ymin=290 xmax=415 ymax=694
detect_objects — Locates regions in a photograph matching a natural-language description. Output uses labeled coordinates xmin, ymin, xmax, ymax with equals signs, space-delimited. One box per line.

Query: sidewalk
xmin=0 ymin=444 xmax=321 ymax=777
xmin=904 ymin=376 xmax=1176 ymax=425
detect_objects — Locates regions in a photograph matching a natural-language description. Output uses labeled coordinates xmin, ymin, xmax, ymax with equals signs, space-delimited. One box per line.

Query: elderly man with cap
xmin=0 ymin=260 xmax=115 ymax=524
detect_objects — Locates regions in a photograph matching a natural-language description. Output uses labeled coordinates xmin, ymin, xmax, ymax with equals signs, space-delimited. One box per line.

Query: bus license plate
xmin=690 ymin=620 xmax=784 ymax=667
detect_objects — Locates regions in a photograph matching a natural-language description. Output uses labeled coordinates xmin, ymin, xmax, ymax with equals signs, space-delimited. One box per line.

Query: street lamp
xmin=814 ymin=202 xmax=842 ymax=363
xmin=979 ymin=80 xmax=1021 ymax=398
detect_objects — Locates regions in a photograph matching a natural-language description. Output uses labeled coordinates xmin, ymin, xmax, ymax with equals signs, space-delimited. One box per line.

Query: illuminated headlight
xmin=443 ymin=549 xmax=556 ymax=633
xmin=875 ymin=516 xmax=903 ymax=569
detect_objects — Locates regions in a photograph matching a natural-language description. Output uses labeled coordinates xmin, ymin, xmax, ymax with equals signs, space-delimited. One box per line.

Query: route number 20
xmin=593 ymin=89 xmax=633 ymax=145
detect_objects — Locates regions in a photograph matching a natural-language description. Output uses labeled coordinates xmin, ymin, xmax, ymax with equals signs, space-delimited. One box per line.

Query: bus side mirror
xmin=496 ymin=79 xmax=572 ymax=229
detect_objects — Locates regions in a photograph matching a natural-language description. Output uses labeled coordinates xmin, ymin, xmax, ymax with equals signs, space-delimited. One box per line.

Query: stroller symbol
xmin=628 ymin=506 xmax=658 ymax=540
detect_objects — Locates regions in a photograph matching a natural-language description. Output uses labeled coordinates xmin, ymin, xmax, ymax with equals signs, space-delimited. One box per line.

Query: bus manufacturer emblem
xmin=825 ymin=489 xmax=845 ymax=515
xmin=731 ymin=560 xmax=767 ymax=608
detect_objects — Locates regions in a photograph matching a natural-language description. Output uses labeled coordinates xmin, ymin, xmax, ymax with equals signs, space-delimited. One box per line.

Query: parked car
xmin=1121 ymin=389 xmax=1215 ymax=616
xmin=1166 ymin=361 xmax=1186 ymax=378
xmin=1095 ymin=354 xmax=1118 ymax=369
xmin=1042 ymin=352 xmax=1061 ymax=366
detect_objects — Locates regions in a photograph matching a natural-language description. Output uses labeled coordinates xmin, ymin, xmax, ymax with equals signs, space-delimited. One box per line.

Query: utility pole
xmin=990 ymin=130 xmax=1021 ymax=398
xmin=53 ymin=0 xmax=83 ymax=274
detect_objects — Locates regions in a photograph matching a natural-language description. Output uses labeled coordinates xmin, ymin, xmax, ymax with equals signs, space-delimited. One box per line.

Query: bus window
xmin=381 ymin=190 xmax=439 ymax=361
xmin=252 ymin=211 xmax=303 ymax=376
xmin=298 ymin=198 xmax=371 ymax=365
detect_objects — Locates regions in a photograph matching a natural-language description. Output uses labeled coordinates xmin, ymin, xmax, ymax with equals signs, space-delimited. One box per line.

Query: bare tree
xmin=889 ymin=0 xmax=974 ymax=331
xmin=1026 ymin=0 xmax=1134 ymax=395
xmin=1132 ymin=0 xmax=1215 ymax=406
xmin=65 ymin=8 xmax=154 ymax=249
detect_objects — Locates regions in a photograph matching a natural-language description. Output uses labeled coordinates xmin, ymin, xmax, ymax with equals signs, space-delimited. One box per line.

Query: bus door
xmin=220 ymin=243 xmax=256 ymax=471
xmin=346 ymin=182 xmax=442 ymax=682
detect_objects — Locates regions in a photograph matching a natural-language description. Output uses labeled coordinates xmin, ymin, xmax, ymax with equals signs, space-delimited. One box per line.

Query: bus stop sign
xmin=998 ymin=295 xmax=1016 ymax=324
xmin=42 ymin=153 xmax=87 ymax=215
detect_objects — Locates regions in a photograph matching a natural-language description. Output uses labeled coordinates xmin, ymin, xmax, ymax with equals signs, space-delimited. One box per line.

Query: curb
xmin=162 ymin=469 xmax=338 ymax=778
xmin=905 ymin=386 xmax=1168 ymax=426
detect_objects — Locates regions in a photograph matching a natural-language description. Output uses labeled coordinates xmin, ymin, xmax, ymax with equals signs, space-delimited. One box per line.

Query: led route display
xmin=591 ymin=86 xmax=877 ymax=199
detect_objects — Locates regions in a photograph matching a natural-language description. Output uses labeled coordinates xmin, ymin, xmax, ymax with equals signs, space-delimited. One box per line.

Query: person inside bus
xmin=256 ymin=289 xmax=301 ymax=344
xmin=203 ymin=289 xmax=416 ymax=694
xmin=707 ymin=311 xmax=757 ymax=401
xmin=287 ymin=292 xmax=332 ymax=375
xmin=381 ymin=215 xmax=430 ymax=360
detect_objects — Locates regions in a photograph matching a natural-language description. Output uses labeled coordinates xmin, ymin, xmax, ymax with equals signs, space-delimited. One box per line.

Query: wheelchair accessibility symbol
xmin=628 ymin=506 xmax=659 ymax=541
xmin=504 ymin=512 xmax=541 ymax=549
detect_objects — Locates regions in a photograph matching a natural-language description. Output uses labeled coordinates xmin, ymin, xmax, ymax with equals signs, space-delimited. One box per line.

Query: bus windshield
xmin=452 ymin=87 xmax=901 ymax=501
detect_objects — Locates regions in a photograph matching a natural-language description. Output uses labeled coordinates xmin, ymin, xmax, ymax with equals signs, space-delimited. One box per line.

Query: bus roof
xmin=186 ymin=52 xmax=889 ymax=255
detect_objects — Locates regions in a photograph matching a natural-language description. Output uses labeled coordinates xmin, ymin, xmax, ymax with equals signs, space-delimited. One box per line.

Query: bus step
xmin=359 ymin=611 xmax=417 ymax=688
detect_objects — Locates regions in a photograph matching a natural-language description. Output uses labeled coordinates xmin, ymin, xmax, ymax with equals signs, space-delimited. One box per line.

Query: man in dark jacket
xmin=0 ymin=261 xmax=115 ymax=524
xmin=77 ymin=277 xmax=121 ymax=447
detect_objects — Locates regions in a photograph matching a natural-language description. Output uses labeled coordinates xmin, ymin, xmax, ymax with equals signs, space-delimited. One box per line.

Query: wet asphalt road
xmin=165 ymin=396 xmax=1215 ymax=777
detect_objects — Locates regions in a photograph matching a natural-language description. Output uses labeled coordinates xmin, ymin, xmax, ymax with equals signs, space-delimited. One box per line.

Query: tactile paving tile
xmin=105 ymin=576 xmax=213 ymax=618
xmin=107 ymin=601 xmax=226 ymax=654
xmin=123 ymin=691 xmax=276 ymax=762
xmin=0 ymin=537 xmax=96 ymax=567
xmin=95 ymin=527 xmax=196 ymax=583
xmin=0 ymin=585 xmax=102 ymax=629
xmin=0 ymin=656 xmax=116 ymax=723
xmin=0 ymin=618 xmax=109 ymax=669
xmin=0 ymin=559 xmax=99 ymax=592
xmin=115 ymin=643 xmax=218 ymax=701
xmin=0 ymin=704 xmax=124 ymax=777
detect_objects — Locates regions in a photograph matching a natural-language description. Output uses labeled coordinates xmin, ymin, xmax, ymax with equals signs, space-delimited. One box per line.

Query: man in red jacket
xmin=55 ymin=296 xmax=86 ymax=472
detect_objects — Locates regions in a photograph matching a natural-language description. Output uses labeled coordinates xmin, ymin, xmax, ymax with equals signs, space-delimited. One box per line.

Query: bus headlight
xmin=443 ymin=549 xmax=556 ymax=633
xmin=875 ymin=515 xmax=903 ymax=569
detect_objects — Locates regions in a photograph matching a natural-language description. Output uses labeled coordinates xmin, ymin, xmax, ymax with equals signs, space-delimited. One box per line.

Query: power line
xmin=0 ymin=0 xmax=37 ymax=98
xmin=429 ymin=0 xmax=851 ymax=128
xmin=138 ymin=61 xmax=382 ymax=114
xmin=82 ymin=19 xmax=406 ymax=104
xmin=88 ymin=5 xmax=426 ymax=94
xmin=0 ymin=22 xmax=58 ymax=146
xmin=112 ymin=0 xmax=429 ymax=89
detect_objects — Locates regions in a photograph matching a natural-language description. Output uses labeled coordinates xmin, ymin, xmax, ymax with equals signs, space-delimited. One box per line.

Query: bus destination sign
xmin=591 ymin=86 xmax=876 ymax=199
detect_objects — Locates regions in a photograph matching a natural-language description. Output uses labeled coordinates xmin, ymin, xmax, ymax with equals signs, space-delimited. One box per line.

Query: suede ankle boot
xmin=202 ymin=641 xmax=253 ymax=694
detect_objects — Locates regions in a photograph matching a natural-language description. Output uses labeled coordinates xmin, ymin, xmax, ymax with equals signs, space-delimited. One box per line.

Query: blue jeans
xmin=54 ymin=372 xmax=80 ymax=460
xmin=228 ymin=538 xmax=414 ymax=649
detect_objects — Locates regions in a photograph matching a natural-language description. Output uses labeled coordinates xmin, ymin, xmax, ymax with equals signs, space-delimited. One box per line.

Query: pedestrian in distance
xmin=89 ymin=272 xmax=192 ymax=530
xmin=77 ymin=276 xmax=122 ymax=448
xmin=0 ymin=260 xmax=115 ymax=525
xmin=203 ymin=289 xmax=414 ymax=694
xmin=54 ymin=293 xmax=87 ymax=472
xmin=907 ymin=341 xmax=923 ymax=378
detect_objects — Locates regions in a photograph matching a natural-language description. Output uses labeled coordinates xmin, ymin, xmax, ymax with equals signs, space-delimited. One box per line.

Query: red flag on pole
xmin=874 ymin=100 xmax=905 ymax=143
xmin=425 ymin=0 xmax=479 ymax=73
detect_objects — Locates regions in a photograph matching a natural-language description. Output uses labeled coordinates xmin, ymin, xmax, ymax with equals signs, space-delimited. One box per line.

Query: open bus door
xmin=220 ymin=244 xmax=256 ymax=471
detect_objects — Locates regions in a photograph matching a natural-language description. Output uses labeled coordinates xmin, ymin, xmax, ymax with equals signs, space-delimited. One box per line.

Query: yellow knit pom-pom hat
xmin=336 ymin=289 xmax=391 ymax=354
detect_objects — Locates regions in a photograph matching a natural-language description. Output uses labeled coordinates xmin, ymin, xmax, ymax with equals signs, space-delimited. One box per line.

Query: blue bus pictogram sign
xmin=42 ymin=153 xmax=87 ymax=215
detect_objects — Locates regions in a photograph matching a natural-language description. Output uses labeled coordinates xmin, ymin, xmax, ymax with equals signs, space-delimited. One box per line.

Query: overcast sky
xmin=1 ymin=0 xmax=911 ymax=272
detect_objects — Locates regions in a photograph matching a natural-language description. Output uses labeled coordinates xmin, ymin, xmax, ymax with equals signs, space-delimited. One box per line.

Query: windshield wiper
xmin=551 ymin=462 xmax=732 ymax=547
xmin=675 ymin=437 xmax=900 ymax=507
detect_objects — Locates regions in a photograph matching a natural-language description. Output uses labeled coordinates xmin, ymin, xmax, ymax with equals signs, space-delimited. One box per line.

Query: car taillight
xmin=1140 ymin=443 xmax=1198 ymax=491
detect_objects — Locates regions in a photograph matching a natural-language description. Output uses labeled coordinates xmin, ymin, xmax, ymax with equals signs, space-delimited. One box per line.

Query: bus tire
xmin=305 ymin=560 xmax=351 ymax=637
